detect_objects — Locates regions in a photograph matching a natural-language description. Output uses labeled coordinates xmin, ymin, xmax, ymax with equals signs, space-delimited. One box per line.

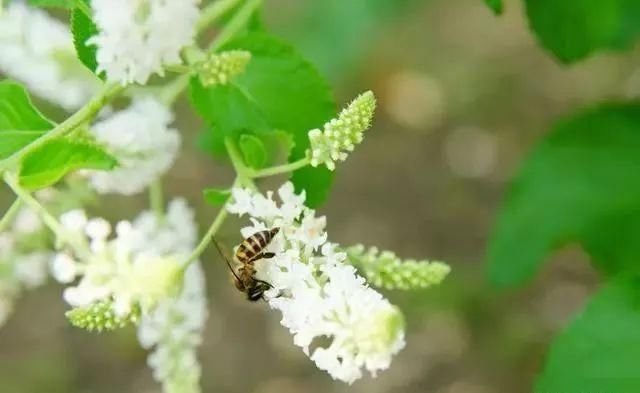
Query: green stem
xmin=196 ymin=0 xmax=243 ymax=33
xmin=224 ymin=137 xmax=256 ymax=188
xmin=0 ymin=199 xmax=22 ymax=233
xmin=209 ymin=0 xmax=262 ymax=51
xmin=182 ymin=204 xmax=229 ymax=270
xmin=74 ymin=0 xmax=92 ymax=19
xmin=150 ymin=179 xmax=165 ymax=222
xmin=0 ymin=83 xmax=124 ymax=173
xmin=249 ymin=157 xmax=311 ymax=178
xmin=3 ymin=173 xmax=90 ymax=258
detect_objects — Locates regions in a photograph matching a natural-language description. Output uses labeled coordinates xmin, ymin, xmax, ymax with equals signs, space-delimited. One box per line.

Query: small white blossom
xmin=51 ymin=253 xmax=79 ymax=284
xmin=89 ymin=0 xmax=201 ymax=84
xmin=0 ymin=3 xmax=99 ymax=110
xmin=309 ymin=91 xmax=376 ymax=171
xmin=88 ymin=98 xmax=180 ymax=195
xmin=226 ymin=182 xmax=405 ymax=383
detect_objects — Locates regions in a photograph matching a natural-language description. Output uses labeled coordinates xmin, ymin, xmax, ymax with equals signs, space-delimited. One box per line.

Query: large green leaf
xmin=19 ymin=138 xmax=117 ymax=190
xmin=536 ymin=277 xmax=640 ymax=392
xmin=488 ymin=103 xmax=640 ymax=286
xmin=483 ymin=0 xmax=503 ymax=15
xmin=0 ymin=80 xmax=54 ymax=159
xmin=524 ymin=0 xmax=640 ymax=63
xmin=70 ymin=0 xmax=101 ymax=76
xmin=190 ymin=32 xmax=336 ymax=206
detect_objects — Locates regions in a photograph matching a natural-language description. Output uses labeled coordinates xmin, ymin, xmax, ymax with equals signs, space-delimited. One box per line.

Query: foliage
xmin=484 ymin=0 xmax=640 ymax=62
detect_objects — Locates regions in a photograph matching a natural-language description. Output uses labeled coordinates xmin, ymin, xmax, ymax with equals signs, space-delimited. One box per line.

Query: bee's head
xmin=247 ymin=281 xmax=272 ymax=302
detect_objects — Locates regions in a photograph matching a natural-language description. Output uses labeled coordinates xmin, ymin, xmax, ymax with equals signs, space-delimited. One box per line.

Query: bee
xmin=213 ymin=227 xmax=280 ymax=302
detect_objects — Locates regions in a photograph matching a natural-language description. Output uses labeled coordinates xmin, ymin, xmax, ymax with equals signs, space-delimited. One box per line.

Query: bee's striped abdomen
xmin=235 ymin=227 xmax=280 ymax=264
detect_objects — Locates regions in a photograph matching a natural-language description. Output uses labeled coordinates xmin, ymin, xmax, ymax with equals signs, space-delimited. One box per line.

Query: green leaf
xmin=28 ymin=0 xmax=75 ymax=8
xmin=190 ymin=32 xmax=336 ymax=206
xmin=487 ymin=103 xmax=640 ymax=286
xmin=19 ymin=138 xmax=117 ymax=190
xmin=525 ymin=0 xmax=640 ymax=63
xmin=203 ymin=188 xmax=231 ymax=206
xmin=483 ymin=0 xmax=503 ymax=15
xmin=0 ymin=80 xmax=54 ymax=159
xmin=70 ymin=0 xmax=101 ymax=76
xmin=239 ymin=134 xmax=267 ymax=169
xmin=536 ymin=277 xmax=640 ymax=392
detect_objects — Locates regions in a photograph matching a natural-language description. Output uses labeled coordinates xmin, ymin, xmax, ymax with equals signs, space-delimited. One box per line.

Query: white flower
xmin=54 ymin=199 xmax=207 ymax=392
xmin=88 ymin=98 xmax=180 ymax=195
xmin=0 ymin=3 xmax=100 ymax=110
xmin=89 ymin=0 xmax=201 ymax=84
xmin=226 ymin=182 xmax=405 ymax=383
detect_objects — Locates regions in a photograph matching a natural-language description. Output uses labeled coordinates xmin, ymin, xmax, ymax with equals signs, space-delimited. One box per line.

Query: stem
xmin=209 ymin=0 xmax=262 ymax=51
xmin=0 ymin=83 xmax=124 ymax=173
xmin=4 ymin=173 xmax=90 ymax=258
xmin=182 ymin=204 xmax=229 ymax=270
xmin=196 ymin=0 xmax=243 ymax=34
xmin=74 ymin=0 xmax=92 ymax=19
xmin=224 ymin=137 xmax=255 ymax=187
xmin=250 ymin=157 xmax=311 ymax=178
xmin=150 ymin=179 xmax=165 ymax=222
xmin=0 ymin=199 xmax=22 ymax=233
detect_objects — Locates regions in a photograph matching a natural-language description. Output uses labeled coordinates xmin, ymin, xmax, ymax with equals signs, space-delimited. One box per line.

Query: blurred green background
xmin=2 ymin=0 xmax=639 ymax=391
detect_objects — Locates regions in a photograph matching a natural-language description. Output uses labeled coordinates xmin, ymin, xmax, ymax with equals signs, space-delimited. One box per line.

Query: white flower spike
xmin=53 ymin=199 xmax=208 ymax=393
xmin=88 ymin=97 xmax=180 ymax=195
xmin=226 ymin=182 xmax=405 ymax=383
xmin=89 ymin=0 xmax=201 ymax=85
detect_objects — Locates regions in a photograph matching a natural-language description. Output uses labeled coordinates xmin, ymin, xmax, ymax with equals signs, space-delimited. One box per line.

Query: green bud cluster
xmin=195 ymin=50 xmax=251 ymax=87
xmin=346 ymin=245 xmax=450 ymax=290
xmin=66 ymin=300 xmax=140 ymax=332
xmin=308 ymin=91 xmax=376 ymax=170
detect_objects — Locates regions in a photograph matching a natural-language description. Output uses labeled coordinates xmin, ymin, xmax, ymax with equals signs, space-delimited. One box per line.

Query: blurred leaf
xmin=536 ymin=277 xmax=640 ymax=392
xmin=272 ymin=0 xmax=421 ymax=79
xmin=191 ymin=32 xmax=336 ymax=206
xmin=19 ymin=138 xmax=117 ymax=190
xmin=484 ymin=0 xmax=503 ymax=15
xmin=239 ymin=134 xmax=267 ymax=169
xmin=0 ymin=80 xmax=53 ymax=159
xmin=488 ymin=103 xmax=640 ymax=286
xmin=28 ymin=0 xmax=75 ymax=8
xmin=71 ymin=1 xmax=101 ymax=76
xmin=524 ymin=0 xmax=640 ymax=63
xmin=203 ymin=188 xmax=231 ymax=206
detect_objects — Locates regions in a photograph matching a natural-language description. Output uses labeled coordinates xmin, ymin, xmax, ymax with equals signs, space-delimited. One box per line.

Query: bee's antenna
xmin=212 ymin=236 xmax=242 ymax=283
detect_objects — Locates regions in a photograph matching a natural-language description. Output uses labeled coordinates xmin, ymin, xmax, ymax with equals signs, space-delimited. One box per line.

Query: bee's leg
xmin=262 ymin=252 xmax=276 ymax=259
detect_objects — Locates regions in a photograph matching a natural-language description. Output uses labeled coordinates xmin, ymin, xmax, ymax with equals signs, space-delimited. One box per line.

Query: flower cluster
xmin=0 ymin=3 xmax=99 ymax=110
xmin=308 ymin=91 xmax=376 ymax=170
xmin=88 ymin=97 xmax=180 ymax=195
xmin=195 ymin=50 xmax=251 ymax=86
xmin=53 ymin=199 xmax=208 ymax=393
xmin=227 ymin=182 xmax=405 ymax=383
xmin=0 ymin=208 xmax=50 ymax=327
xmin=89 ymin=0 xmax=201 ymax=84
xmin=345 ymin=245 xmax=451 ymax=290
